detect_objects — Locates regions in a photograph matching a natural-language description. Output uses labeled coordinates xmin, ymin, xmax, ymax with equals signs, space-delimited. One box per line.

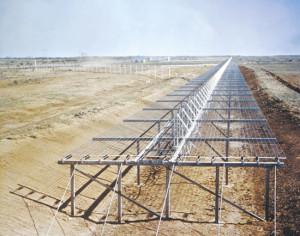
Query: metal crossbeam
xmin=92 ymin=137 xmax=276 ymax=142
xmin=145 ymin=148 xmax=174 ymax=152
xmin=173 ymin=89 xmax=196 ymax=91
xmin=167 ymin=94 xmax=253 ymax=97
xmin=143 ymin=108 xmax=180 ymax=111
xmin=156 ymin=100 xmax=186 ymax=102
xmin=215 ymin=86 xmax=249 ymax=88
xmin=211 ymin=94 xmax=252 ymax=96
xmin=215 ymin=89 xmax=250 ymax=91
xmin=123 ymin=119 xmax=170 ymax=122
xmin=208 ymin=100 xmax=256 ymax=102
xmin=203 ymin=107 xmax=260 ymax=110
xmin=180 ymin=85 xmax=201 ymax=88
xmin=59 ymin=159 xmax=283 ymax=168
xmin=166 ymin=94 xmax=192 ymax=96
xmin=141 ymin=107 xmax=260 ymax=111
xmin=123 ymin=119 xmax=267 ymax=123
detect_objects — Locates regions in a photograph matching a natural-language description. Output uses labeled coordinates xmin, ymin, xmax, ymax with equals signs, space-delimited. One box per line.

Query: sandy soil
xmin=0 ymin=60 xmax=298 ymax=235
xmin=0 ymin=65 xmax=222 ymax=235
xmin=262 ymin=69 xmax=300 ymax=93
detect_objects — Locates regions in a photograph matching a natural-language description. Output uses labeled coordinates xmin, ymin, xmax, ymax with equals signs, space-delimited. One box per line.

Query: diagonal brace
xmin=75 ymin=168 xmax=161 ymax=218
xmin=169 ymin=168 xmax=265 ymax=222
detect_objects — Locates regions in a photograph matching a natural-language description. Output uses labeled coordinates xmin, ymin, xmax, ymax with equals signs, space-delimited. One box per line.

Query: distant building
xmin=134 ymin=56 xmax=145 ymax=63
xmin=148 ymin=56 xmax=169 ymax=62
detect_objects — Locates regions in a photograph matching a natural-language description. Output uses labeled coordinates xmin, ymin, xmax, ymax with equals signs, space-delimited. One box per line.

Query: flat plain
xmin=0 ymin=56 xmax=299 ymax=235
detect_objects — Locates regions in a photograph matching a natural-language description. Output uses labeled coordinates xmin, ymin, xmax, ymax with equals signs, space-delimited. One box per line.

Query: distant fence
xmin=0 ymin=64 xmax=81 ymax=70
xmin=75 ymin=63 xmax=216 ymax=79
xmin=0 ymin=62 xmax=218 ymax=80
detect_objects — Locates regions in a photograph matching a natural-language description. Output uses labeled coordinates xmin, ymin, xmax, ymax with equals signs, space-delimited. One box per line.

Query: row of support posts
xmin=118 ymin=166 xmax=270 ymax=223
xmin=77 ymin=65 xmax=184 ymax=79
xmin=69 ymin=164 xmax=272 ymax=224
xmin=3 ymin=64 xmax=184 ymax=78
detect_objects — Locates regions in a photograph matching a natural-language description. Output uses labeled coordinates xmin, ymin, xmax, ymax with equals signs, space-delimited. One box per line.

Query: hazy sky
xmin=0 ymin=0 xmax=299 ymax=57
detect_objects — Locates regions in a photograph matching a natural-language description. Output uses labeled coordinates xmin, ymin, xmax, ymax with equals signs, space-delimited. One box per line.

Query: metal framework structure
xmin=58 ymin=58 xmax=285 ymax=225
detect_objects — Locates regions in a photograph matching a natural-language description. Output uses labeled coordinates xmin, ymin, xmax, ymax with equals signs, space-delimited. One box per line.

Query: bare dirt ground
xmin=261 ymin=69 xmax=300 ymax=93
xmin=0 ymin=65 xmax=229 ymax=235
xmin=0 ymin=59 xmax=299 ymax=235
xmin=240 ymin=66 xmax=300 ymax=235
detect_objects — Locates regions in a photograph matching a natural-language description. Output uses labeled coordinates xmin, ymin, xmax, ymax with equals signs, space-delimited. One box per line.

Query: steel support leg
xmin=215 ymin=166 xmax=219 ymax=223
xmin=166 ymin=168 xmax=170 ymax=218
xmin=137 ymin=141 xmax=140 ymax=185
xmin=118 ymin=165 xmax=122 ymax=223
xmin=265 ymin=167 xmax=270 ymax=221
xmin=137 ymin=165 xmax=140 ymax=185
xmin=226 ymin=166 xmax=229 ymax=185
xmin=70 ymin=164 xmax=75 ymax=216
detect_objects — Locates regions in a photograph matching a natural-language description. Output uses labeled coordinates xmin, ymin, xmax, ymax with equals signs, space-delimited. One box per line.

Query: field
xmin=0 ymin=57 xmax=299 ymax=235
xmin=238 ymin=56 xmax=300 ymax=235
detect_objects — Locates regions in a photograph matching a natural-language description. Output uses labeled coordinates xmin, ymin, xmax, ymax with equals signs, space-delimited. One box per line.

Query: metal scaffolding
xmin=58 ymin=58 xmax=285 ymax=226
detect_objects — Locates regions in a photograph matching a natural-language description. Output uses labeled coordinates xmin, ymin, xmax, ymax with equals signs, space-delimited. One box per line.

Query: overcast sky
xmin=0 ymin=0 xmax=299 ymax=57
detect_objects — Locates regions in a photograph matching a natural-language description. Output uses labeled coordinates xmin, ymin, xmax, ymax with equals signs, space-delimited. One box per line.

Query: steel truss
xmin=58 ymin=58 xmax=285 ymax=225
